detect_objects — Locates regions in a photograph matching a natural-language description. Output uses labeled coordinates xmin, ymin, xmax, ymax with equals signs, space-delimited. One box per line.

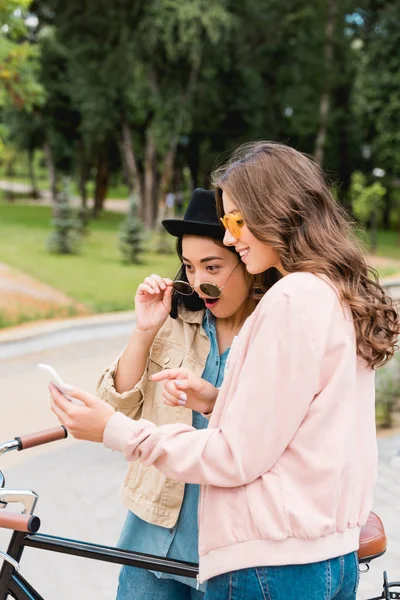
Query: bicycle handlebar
xmin=0 ymin=512 xmax=40 ymax=533
xmin=15 ymin=426 xmax=68 ymax=451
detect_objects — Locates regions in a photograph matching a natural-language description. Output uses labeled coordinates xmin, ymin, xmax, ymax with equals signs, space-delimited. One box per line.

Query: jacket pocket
xmin=146 ymin=342 xmax=185 ymax=420
xmin=244 ymin=468 xmax=289 ymax=541
xmin=149 ymin=341 xmax=185 ymax=372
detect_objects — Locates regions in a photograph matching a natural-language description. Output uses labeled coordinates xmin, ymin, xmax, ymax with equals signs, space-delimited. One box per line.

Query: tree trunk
xmin=78 ymin=142 xmax=89 ymax=211
xmin=143 ymin=132 xmax=157 ymax=228
xmin=4 ymin=159 xmax=15 ymax=202
xmin=77 ymin=143 xmax=91 ymax=231
xmin=120 ymin=121 xmax=145 ymax=215
xmin=93 ymin=152 xmax=110 ymax=218
xmin=151 ymin=164 xmax=159 ymax=225
xmin=158 ymin=137 xmax=179 ymax=210
xmin=28 ymin=149 xmax=40 ymax=199
xmin=370 ymin=208 xmax=378 ymax=253
xmin=156 ymin=61 xmax=198 ymax=210
xmin=382 ymin=189 xmax=391 ymax=230
xmin=335 ymin=82 xmax=352 ymax=212
xmin=314 ymin=0 xmax=336 ymax=167
xmin=187 ymin=136 xmax=200 ymax=189
xmin=43 ymin=140 xmax=58 ymax=202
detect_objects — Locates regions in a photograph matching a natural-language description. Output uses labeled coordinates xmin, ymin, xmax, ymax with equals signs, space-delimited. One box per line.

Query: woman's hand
xmin=49 ymin=383 xmax=115 ymax=442
xmin=135 ymin=274 xmax=173 ymax=333
xmin=151 ymin=368 xmax=219 ymax=415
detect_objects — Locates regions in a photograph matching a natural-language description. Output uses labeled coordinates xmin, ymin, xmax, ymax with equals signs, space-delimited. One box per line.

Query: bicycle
xmin=0 ymin=427 xmax=398 ymax=599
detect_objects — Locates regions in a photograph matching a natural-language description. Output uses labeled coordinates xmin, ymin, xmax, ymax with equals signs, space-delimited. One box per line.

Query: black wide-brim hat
xmin=162 ymin=188 xmax=224 ymax=240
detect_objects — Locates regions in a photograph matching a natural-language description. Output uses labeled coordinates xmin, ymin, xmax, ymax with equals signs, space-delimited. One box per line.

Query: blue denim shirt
xmin=118 ymin=311 xmax=230 ymax=592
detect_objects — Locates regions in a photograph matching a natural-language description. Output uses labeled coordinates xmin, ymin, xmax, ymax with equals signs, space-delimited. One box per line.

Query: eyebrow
xmin=182 ymin=256 xmax=224 ymax=264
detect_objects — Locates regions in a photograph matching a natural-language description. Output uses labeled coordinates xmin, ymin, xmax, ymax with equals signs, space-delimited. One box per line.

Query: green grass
xmin=377 ymin=265 xmax=400 ymax=278
xmin=1 ymin=201 xmax=400 ymax=325
xmin=0 ymin=172 xmax=129 ymax=200
xmin=358 ymin=229 xmax=400 ymax=260
xmin=0 ymin=202 xmax=178 ymax=314
xmin=373 ymin=231 xmax=400 ymax=260
xmin=0 ymin=304 xmax=81 ymax=329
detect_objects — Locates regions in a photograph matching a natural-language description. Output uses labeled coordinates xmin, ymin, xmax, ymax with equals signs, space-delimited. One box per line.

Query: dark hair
xmin=212 ymin=140 xmax=399 ymax=368
xmin=170 ymin=235 xmax=281 ymax=319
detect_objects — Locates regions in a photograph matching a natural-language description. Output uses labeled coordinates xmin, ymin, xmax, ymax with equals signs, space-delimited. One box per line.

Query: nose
xmin=223 ymin=229 xmax=237 ymax=247
xmin=192 ymin=273 xmax=203 ymax=291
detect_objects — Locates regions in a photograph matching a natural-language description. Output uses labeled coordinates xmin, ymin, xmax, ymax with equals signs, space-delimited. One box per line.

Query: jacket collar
xmin=178 ymin=307 xmax=206 ymax=326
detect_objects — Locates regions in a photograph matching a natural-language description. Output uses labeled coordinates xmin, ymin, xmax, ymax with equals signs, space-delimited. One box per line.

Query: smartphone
xmin=37 ymin=363 xmax=82 ymax=405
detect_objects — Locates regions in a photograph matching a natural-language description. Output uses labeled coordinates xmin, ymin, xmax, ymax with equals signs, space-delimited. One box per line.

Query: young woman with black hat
xmin=78 ymin=189 xmax=279 ymax=600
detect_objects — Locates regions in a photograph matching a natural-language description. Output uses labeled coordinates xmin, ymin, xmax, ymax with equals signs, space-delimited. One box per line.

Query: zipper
xmin=196 ymin=574 xmax=200 ymax=590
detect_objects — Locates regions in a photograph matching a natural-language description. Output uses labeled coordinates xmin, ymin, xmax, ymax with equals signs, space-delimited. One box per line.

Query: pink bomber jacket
xmin=104 ymin=272 xmax=377 ymax=583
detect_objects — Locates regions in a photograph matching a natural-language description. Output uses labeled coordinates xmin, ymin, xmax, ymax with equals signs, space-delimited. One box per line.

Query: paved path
xmin=0 ymin=327 xmax=131 ymax=599
xmin=0 ymin=322 xmax=399 ymax=599
xmin=0 ymin=180 xmax=129 ymax=213
xmin=360 ymin=434 xmax=400 ymax=599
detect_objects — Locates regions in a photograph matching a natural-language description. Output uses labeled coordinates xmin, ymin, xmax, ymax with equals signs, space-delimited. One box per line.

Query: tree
xmin=5 ymin=106 xmax=44 ymax=197
xmin=353 ymin=2 xmax=400 ymax=179
xmin=6 ymin=0 xmax=398 ymax=231
xmin=0 ymin=0 xmax=44 ymax=110
xmin=314 ymin=0 xmax=337 ymax=167
xmin=39 ymin=0 xmax=232 ymax=226
xmin=118 ymin=194 xmax=145 ymax=264
xmin=0 ymin=0 xmax=45 ymax=190
xmin=47 ymin=177 xmax=81 ymax=254
xmin=32 ymin=0 xmax=147 ymax=215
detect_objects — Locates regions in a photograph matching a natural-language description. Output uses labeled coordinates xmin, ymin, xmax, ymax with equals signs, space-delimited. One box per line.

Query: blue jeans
xmin=204 ymin=552 xmax=359 ymax=600
xmin=117 ymin=565 xmax=204 ymax=600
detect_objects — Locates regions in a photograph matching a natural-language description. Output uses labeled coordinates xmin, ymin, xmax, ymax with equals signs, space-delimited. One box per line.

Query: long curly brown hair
xmin=212 ymin=141 xmax=399 ymax=369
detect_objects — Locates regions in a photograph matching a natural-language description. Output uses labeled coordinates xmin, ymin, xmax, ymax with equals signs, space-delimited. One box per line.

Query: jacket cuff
xmin=103 ymin=411 xmax=141 ymax=452
xmin=97 ymin=358 xmax=147 ymax=411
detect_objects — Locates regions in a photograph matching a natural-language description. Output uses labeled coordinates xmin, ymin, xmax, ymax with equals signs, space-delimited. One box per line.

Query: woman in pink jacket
xmin=50 ymin=141 xmax=398 ymax=600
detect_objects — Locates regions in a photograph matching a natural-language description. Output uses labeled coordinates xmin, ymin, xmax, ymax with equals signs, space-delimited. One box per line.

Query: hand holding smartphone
xmin=38 ymin=363 xmax=83 ymax=405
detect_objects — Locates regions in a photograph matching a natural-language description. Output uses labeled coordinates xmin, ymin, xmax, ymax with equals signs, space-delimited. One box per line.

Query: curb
xmin=1 ymin=274 xmax=399 ymax=349
xmin=0 ymin=311 xmax=135 ymax=360
xmin=381 ymin=277 xmax=400 ymax=287
xmin=0 ymin=311 xmax=134 ymax=343
xmin=381 ymin=278 xmax=400 ymax=301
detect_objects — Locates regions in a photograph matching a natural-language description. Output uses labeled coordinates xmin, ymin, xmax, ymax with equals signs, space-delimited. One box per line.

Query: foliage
xmin=350 ymin=171 xmax=387 ymax=224
xmin=1 ymin=0 xmax=399 ymax=226
xmin=353 ymin=1 xmax=400 ymax=178
xmin=0 ymin=0 xmax=44 ymax=109
xmin=375 ymin=351 xmax=400 ymax=428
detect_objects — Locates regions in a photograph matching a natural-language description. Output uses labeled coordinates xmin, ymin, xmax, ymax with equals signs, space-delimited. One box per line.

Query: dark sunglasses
xmin=172 ymin=262 xmax=241 ymax=299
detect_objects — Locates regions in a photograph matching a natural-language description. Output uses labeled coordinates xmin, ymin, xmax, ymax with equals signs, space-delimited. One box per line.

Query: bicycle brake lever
xmin=0 ymin=490 xmax=39 ymax=515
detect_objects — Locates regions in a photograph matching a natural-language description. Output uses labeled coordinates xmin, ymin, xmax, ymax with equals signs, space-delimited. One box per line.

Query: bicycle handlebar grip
xmin=0 ymin=512 xmax=40 ymax=533
xmin=15 ymin=426 xmax=68 ymax=450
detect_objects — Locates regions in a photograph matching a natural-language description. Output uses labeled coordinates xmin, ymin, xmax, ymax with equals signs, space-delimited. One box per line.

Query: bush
xmin=118 ymin=194 xmax=146 ymax=264
xmin=375 ymin=351 xmax=400 ymax=428
xmin=46 ymin=180 xmax=81 ymax=254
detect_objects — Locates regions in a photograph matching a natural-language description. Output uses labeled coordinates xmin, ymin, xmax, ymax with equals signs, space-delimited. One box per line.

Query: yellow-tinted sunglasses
xmin=220 ymin=212 xmax=245 ymax=239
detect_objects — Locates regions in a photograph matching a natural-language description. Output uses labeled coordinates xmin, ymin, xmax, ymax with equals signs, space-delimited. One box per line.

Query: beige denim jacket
xmin=96 ymin=308 xmax=210 ymax=528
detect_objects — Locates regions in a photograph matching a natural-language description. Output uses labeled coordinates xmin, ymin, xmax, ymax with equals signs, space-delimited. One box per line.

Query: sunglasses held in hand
xmin=173 ymin=262 xmax=241 ymax=299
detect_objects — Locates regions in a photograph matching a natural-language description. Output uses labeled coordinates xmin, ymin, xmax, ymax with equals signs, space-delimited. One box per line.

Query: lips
xmin=204 ymin=298 xmax=219 ymax=309
xmin=238 ymin=248 xmax=249 ymax=262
